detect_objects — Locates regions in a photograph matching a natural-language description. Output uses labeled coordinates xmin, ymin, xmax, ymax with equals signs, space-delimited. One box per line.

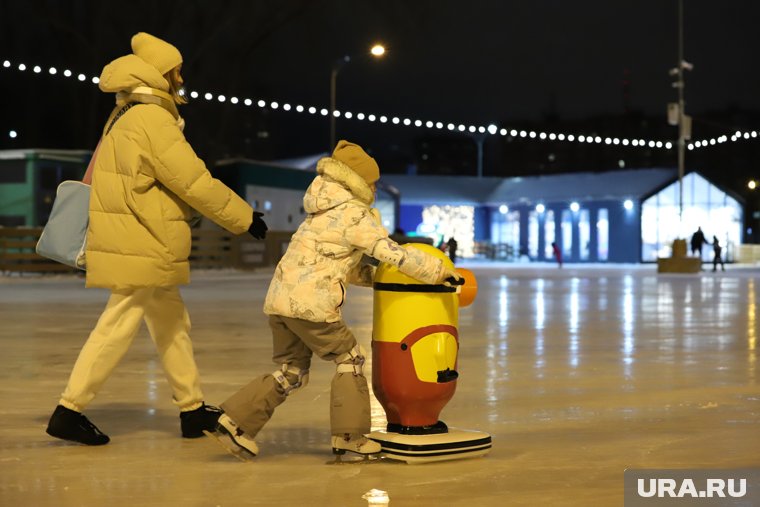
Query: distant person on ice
xmin=211 ymin=140 xmax=461 ymax=459
xmin=690 ymin=227 xmax=707 ymax=258
xmin=446 ymin=237 xmax=459 ymax=264
xmin=712 ymin=236 xmax=725 ymax=272
xmin=552 ymin=242 xmax=563 ymax=268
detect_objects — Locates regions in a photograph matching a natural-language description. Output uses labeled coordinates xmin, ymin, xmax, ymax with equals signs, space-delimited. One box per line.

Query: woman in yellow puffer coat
xmin=46 ymin=33 xmax=268 ymax=446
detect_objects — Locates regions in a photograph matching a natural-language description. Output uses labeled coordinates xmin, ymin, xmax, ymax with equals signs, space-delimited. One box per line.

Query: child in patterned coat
xmin=213 ymin=140 xmax=459 ymax=458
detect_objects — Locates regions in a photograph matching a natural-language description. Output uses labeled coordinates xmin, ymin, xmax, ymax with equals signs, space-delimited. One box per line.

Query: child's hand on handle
xmin=437 ymin=268 xmax=463 ymax=287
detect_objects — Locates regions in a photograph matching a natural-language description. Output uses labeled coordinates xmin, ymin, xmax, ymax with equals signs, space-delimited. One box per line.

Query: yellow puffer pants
xmin=59 ymin=287 xmax=204 ymax=413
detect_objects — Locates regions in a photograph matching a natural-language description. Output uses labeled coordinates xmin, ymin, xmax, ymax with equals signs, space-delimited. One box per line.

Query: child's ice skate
xmin=204 ymin=413 xmax=259 ymax=462
xmin=329 ymin=433 xmax=381 ymax=464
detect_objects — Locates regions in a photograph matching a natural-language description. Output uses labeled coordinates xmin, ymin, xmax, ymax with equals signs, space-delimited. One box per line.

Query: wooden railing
xmin=0 ymin=227 xmax=73 ymax=273
xmin=0 ymin=226 xmax=294 ymax=274
xmin=473 ymin=242 xmax=515 ymax=260
xmin=737 ymin=244 xmax=760 ymax=264
xmin=190 ymin=228 xmax=294 ymax=269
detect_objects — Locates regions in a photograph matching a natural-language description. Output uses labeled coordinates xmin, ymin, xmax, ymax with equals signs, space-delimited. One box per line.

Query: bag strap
xmin=83 ymin=102 xmax=137 ymax=184
xmin=105 ymin=102 xmax=137 ymax=135
xmin=82 ymin=141 xmax=100 ymax=184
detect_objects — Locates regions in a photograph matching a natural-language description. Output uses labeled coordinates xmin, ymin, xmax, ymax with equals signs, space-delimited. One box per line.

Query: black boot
xmin=46 ymin=405 xmax=110 ymax=445
xmin=180 ymin=403 xmax=223 ymax=438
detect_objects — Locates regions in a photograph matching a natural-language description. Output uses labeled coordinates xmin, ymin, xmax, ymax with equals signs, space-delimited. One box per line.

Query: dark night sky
xmin=1 ymin=0 xmax=759 ymax=176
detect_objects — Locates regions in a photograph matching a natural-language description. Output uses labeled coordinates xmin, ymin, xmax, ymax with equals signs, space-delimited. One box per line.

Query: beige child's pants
xmin=221 ymin=314 xmax=371 ymax=438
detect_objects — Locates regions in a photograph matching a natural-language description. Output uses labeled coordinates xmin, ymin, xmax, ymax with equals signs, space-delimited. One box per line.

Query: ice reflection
xmin=683 ymin=279 xmax=693 ymax=325
xmin=749 ymin=278 xmax=756 ymax=379
xmin=701 ymin=277 xmax=741 ymax=349
xmin=569 ymin=278 xmax=579 ymax=333
xmin=485 ymin=276 xmax=510 ymax=418
xmin=599 ymin=277 xmax=608 ymax=312
xmin=534 ymin=279 xmax=545 ymax=373
xmin=535 ymin=278 xmax=545 ymax=330
xmin=716 ymin=278 xmax=730 ymax=326
xmin=498 ymin=275 xmax=509 ymax=330
xmin=655 ymin=278 xmax=677 ymax=353
xmin=622 ymin=274 xmax=634 ymax=376
xmin=568 ymin=278 xmax=579 ymax=368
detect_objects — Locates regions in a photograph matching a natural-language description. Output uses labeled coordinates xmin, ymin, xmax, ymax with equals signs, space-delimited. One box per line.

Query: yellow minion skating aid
xmin=367 ymin=243 xmax=491 ymax=464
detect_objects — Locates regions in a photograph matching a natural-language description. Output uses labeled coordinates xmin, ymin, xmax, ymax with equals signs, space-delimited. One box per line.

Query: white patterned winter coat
xmin=264 ymin=157 xmax=446 ymax=323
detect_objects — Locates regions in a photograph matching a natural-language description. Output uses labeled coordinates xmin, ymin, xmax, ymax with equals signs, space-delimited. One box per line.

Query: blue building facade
xmin=384 ymin=169 xmax=743 ymax=263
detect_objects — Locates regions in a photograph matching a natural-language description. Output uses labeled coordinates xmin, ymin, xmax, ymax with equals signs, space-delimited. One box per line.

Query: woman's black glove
xmin=249 ymin=211 xmax=268 ymax=239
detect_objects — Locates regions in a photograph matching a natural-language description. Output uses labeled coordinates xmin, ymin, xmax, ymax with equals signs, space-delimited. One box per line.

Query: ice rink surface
xmin=1 ymin=263 xmax=758 ymax=507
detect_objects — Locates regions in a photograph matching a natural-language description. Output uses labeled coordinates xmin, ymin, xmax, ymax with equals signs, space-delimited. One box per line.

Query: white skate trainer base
xmin=1 ymin=265 xmax=759 ymax=507
xmin=368 ymin=427 xmax=492 ymax=464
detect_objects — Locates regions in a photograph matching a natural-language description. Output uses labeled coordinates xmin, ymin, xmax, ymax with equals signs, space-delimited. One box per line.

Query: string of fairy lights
xmin=3 ymin=58 xmax=759 ymax=150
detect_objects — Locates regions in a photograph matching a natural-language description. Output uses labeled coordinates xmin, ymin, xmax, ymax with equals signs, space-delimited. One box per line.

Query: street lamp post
xmin=669 ymin=0 xmax=692 ymax=229
xmin=328 ymin=44 xmax=385 ymax=150
xmin=473 ymin=124 xmax=498 ymax=178
xmin=329 ymin=55 xmax=351 ymax=151
xmin=749 ymin=180 xmax=759 ymax=244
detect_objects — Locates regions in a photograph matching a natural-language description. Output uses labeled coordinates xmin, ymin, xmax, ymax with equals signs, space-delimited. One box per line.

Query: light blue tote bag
xmin=35 ymin=181 xmax=90 ymax=270
xmin=34 ymin=102 xmax=138 ymax=271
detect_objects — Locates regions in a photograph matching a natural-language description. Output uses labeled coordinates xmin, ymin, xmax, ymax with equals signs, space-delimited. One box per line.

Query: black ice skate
xmin=46 ymin=405 xmax=110 ymax=445
xmin=180 ymin=403 xmax=223 ymax=438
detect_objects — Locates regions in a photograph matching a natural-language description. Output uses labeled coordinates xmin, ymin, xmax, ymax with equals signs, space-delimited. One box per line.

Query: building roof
xmin=380 ymin=168 xmax=679 ymax=205
xmin=0 ymin=149 xmax=92 ymax=163
xmin=215 ymin=158 xmax=315 ymax=191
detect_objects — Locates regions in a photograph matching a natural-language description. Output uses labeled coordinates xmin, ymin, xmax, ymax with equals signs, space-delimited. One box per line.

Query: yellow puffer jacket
xmin=86 ymin=54 xmax=253 ymax=289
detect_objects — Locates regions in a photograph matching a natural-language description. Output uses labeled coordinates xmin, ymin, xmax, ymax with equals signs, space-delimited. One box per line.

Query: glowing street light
xmin=749 ymin=180 xmax=758 ymax=190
